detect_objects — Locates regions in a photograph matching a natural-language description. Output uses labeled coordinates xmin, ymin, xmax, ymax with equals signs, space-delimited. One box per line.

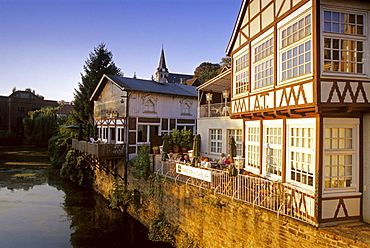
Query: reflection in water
xmin=0 ymin=146 xmax=172 ymax=248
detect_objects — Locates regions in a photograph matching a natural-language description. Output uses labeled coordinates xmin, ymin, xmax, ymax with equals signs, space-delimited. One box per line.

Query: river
xmin=0 ymin=145 xmax=172 ymax=248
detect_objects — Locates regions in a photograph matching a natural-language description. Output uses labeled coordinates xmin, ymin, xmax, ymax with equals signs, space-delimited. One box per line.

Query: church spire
xmin=157 ymin=46 xmax=168 ymax=73
xmin=155 ymin=46 xmax=169 ymax=82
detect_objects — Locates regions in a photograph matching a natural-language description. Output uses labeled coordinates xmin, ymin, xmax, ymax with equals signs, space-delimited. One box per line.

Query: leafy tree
xmin=72 ymin=43 xmax=122 ymax=140
xmin=220 ymin=57 xmax=231 ymax=68
xmin=23 ymin=106 xmax=59 ymax=145
xmin=194 ymin=62 xmax=221 ymax=84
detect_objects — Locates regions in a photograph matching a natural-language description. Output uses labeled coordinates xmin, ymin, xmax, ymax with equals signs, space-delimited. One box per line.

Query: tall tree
xmin=72 ymin=43 xmax=122 ymax=139
xmin=194 ymin=62 xmax=221 ymax=84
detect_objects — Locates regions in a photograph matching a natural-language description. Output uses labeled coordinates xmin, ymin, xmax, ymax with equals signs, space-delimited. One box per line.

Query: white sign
xmin=176 ymin=163 xmax=212 ymax=182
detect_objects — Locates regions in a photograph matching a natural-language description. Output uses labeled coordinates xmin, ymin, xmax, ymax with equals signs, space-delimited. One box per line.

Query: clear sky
xmin=0 ymin=0 xmax=241 ymax=102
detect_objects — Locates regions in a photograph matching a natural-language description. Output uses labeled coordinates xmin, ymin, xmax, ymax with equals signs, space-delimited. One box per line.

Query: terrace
xmin=71 ymin=139 xmax=125 ymax=159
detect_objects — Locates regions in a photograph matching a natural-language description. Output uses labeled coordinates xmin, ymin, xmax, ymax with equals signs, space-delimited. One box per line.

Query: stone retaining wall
xmin=93 ymin=163 xmax=369 ymax=248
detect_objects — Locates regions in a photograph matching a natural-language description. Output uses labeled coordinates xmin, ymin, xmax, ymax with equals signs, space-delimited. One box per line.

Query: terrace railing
xmin=156 ymin=160 xmax=317 ymax=226
xmin=72 ymin=139 xmax=125 ymax=159
xmin=198 ymin=102 xmax=231 ymax=118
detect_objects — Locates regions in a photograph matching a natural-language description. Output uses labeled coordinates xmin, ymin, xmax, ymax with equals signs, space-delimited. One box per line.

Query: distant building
xmin=0 ymin=90 xmax=58 ymax=137
xmin=155 ymin=48 xmax=194 ymax=84
xmin=56 ymin=102 xmax=73 ymax=118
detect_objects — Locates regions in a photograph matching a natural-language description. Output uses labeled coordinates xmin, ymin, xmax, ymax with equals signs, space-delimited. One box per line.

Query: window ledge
xmin=322 ymin=191 xmax=362 ymax=198
xmin=143 ymin=111 xmax=157 ymax=114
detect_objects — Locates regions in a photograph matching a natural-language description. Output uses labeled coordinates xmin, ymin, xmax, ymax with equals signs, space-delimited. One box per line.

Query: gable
xmin=227 ymin=0 xmax=311 ymax=56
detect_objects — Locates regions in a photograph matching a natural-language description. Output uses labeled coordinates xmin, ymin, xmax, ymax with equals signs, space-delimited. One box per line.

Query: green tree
xmin=23 ymin=106 xmax=59 ymax=145
xmin=220 ymin=57 xmax=231 ymax=68
xmin=72 ymin=43 xmax=122 ymax=140
xmin=193 ymin=62 xmax=221 ymax=84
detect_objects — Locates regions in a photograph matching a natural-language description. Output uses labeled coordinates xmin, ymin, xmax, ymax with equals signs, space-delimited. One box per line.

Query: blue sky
xmin=0 ymin=0 xmax=241 ymax=102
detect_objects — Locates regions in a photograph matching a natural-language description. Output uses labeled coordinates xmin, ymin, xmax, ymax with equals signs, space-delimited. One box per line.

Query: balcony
xmin=72 ymin=139 xmax=125 ymax=159
xmin=198 ymin=102 xmax=231 ymax=118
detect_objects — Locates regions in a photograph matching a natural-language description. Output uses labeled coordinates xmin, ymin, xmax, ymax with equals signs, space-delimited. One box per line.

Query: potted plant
xmin=170 ymin=129 xmax=181 ymax=153
xmin=172 ymin=144 xmax=179 ymax=153
xmin=152 ymin=146 xmax=159 ymax=154
xmin=180 ymin=129 xmax=192 ymax=152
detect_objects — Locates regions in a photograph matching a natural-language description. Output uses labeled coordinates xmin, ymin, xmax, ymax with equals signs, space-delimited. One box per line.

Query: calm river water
xmin=0 ymin=145 xmax=171 ymax=248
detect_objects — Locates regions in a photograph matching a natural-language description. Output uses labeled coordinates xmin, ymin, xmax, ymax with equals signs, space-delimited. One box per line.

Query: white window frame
xmin=286 ymin=118 xmax=316 ymax=188
xmin=233 ymin=45 xmax=249 ymax=96
xmin=277 ymin=4 xmax=313 ymax=85
xmin=116 ymin=127 xmax=124 ymax=144
xmin=263 ymin=119 xmax=283 ymax=179
xmin=323 ymin=118 xmax=359 ymax=194
xmin=251 ymin=31 xmax=274 ymax=91
xmin=210 ymin=129 xmax=222 ymax=154
xmin=245 ymin=120 xmax=260 ymax=174
xmin=227 ymin=129 xmax=243 ymax=157
xmin=321 ymin=7 xmax=368 ymax=78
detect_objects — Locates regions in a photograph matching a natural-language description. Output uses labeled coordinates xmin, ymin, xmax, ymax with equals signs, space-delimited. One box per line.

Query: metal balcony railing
xmin=156 ymin=160 xmax=317 ymax=226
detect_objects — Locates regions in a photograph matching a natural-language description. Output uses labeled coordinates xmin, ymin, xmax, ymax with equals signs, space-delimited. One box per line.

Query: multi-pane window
xmin=323 ymin=9 xmax=366 ymax=75
xmin=265 ymin=127 xmax=282 ymax=176
xmin=324 ymin=11 xmax=364 ymax=36
xmin=255 ymin=38 xmax=274 ymax=61
xmin=280 ymin=12 xmax=312 ymax=82
xmin=289 ymin=127 xmax=315 ymax=186
xmin=228 ymin=129 xmax=243 ymax=156
xmin=324 ymin=123 xmax=358 ymax=191
xmin=254 ymin=37 xmax=274 ymax=89
xmin=282 ymin=14 xmax=311 ymax=48
xmin=282 ymin=41 xmax=311 ymax=80
xmin=255 ymin=58 xmax=274 ymax=88
xmin=324 ymin=38 xmax=364 ymax=73
xmin=235 ymin=70 xmax=249 ymax=94
xmin=246 ymin=126 xmax=260 ymax=169
xmin=235 ymin=51 xmax=249 ymax=95
xmin=210 ymin=129 xmax=222 ymax=154
xmin=17 ymin=106 xmax=25 ymax=113
xmin=235 ymin=53 xmax=249 ymax=71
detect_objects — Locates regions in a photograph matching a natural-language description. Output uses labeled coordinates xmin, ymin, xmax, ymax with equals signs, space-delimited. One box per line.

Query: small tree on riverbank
xmin=23 ymin=106 xmax=59 ymax=145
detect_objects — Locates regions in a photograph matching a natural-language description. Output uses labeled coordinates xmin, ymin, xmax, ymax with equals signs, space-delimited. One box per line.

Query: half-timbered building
xmin=227 ymin=0 xmax=370 ymax=225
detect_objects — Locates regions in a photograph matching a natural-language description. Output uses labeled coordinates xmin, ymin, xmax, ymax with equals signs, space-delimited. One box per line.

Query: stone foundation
xmin=93 ymin=162 xmax=370 ymax=248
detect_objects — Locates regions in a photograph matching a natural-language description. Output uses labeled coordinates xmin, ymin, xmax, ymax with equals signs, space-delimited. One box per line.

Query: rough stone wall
xmin=94 ymin=164 xmax=369 ymax=248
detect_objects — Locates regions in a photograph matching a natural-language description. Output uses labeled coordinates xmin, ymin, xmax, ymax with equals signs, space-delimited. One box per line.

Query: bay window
xmin=323 ymin=9 xmax=366 ymax=75
xmin=323 ymin=118 xmax=359 ymax=192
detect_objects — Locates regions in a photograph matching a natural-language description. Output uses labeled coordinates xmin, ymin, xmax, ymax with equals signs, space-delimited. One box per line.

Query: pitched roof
xmin=90 ymin=74 xmax=198 ymax=101
xmin=57 ymin=103 xmax=73 ymax=115
xmin=226 ymin=0 xmax=249 ymax=55
xmin=167 ymin=73 xmax=194 ymax=84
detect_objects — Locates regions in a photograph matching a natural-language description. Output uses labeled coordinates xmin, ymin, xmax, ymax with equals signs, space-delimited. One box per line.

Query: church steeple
xmin=156 ymin=46 xmax=169 ymax=82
